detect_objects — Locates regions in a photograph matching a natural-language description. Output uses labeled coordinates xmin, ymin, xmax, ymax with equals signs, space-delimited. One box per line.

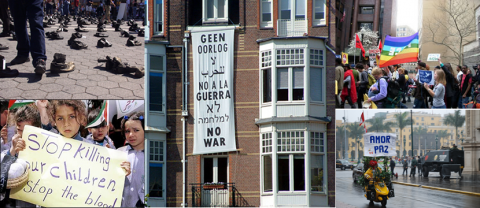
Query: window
xmin=277 ymin=67 xmax=305 ymax=101
xmin=150 ymin=55 xmax=164 ymax=112
xmin=279 ymin=0 xmax=306 ymax=20
xmin=278 ymin=155 xmax=290 ymax=191
xmin=261 ymin=0 xmax=273 ymax=27
xmin=311 ymin=132 xmax=324 ymax=153
xmin=313 ymin=0 xmax=325 ymax=25
xmin=310 ymin=67 xmax=323 ymax=101
xmin=431 ymin=123 xmax=434 ymax=125
xmin=262 ymin=133 xmax=273 ymax=153
xmin=277 ymin=49 xmax=304 ymax=66
xmin=294 ymin=155 xmax=305 ymax=191
xmin=311 ymin=155 xmax=323 ymax=192
xmin=203 ymin=157 xmax=228 ymax=183
xmin=310 ymin=49 xmax=323 ymax=66
xmin=203 ymin=0 xmax=228 ymax=22
xmin=277 ymin=131 xmax=305 ymax=152
xmin=277 ymin=68 xmax=289 ymax=101
xmin=358 ymin=22 xmax=373 ymax=30
xmin=149 ymin=141 xmax=164 ymax=197
xmin=360 ymin=6 xmax=374 ymax=14
xmin=278 ymin=154 xmax=305 ymax=192
xmin=262 ymin=51 xmax=272 ymax=103
xmin=154 ymin=0 xmax=163 ymax=34
xmin=263 ymin=155 xmax=272 ymax=192
xmin=422 ymin=117 xmax=424 ymax=121
xmin=293 ymin=68 xmax=304 ymax=100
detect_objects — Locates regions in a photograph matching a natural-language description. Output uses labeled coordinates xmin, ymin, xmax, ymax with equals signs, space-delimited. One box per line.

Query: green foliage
xmin=357 ymin=157 xmax=392 ymax=188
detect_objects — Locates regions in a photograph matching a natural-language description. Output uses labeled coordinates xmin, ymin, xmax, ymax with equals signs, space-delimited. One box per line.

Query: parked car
xmin=352 ymin=162 xmax=364 ymax=183
xmin=336 ymin=159 xmax=354 ymax=170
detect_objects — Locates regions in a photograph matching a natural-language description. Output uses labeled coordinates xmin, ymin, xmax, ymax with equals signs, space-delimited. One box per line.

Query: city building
xmin=336 ymin=112 xmax=466 ymax=160
xmin=463 ymin=110 xmax=480 ymax=175
xmin=396 ymin=25 xmax=415 ymax=37
xmin=336 ymin=0 xmax=397 ymax=60
xmin=144 ymin=0 xmax=336 ymax=207
xmin=463 ymin=5 xmax=480 ymax=67
xmin=419 ymin=0 xmax=478 ymax=67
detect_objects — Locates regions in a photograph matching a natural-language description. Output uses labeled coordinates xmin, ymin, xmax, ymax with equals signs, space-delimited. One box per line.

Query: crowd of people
xmin=335 ymin=58 xmax=480 ymax=109
xmin=0 ymin=100 xmax=145 ymax=207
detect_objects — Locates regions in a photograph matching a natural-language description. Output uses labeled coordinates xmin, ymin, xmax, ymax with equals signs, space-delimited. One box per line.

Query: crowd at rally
xmin=0 ymin=100 xmax=145 ymax=207
xmin=335 ymin=58 xmax=480 ymax=109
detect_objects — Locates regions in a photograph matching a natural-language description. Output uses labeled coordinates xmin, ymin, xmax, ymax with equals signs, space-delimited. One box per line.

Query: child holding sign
xmin=423 ymin=69 xmax=447 ymax=108
xmin=118 ymin=112 xmax=145 ymax=207
xmin=86 ymin=108 xmax=116 ymax=149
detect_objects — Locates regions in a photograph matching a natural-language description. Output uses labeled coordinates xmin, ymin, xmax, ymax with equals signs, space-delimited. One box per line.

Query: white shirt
xmin=457 ymin=71 xmax=463 ymax=83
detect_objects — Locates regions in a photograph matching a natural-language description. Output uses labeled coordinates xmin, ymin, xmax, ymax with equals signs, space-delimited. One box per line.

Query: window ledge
xmin=152 ymin=34 xmax=165 ymax=38
xmin=277 ymin=191 xmax=308 ymax=195
xmin=275 ymin=101 xmax=306 ymax=105
xmin=260 ymin=27 xmax=274 ymax=30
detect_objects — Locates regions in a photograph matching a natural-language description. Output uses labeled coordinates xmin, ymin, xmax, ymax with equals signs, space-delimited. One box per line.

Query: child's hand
xmin=10 ymin=134 xmax=25 ymax=156
xmin=106 ymin=143 xmax=111 ymax=149
xmin=423 ymin=83 xmax=428 ymax=88
xmin=35 ymin=100 xmax=48 ymax=109
xmin=121 ymin=161 xmax=131 ymax=176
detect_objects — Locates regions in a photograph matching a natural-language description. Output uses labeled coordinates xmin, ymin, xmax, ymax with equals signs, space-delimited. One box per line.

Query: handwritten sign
xmin=418 ymin=70 xmax=435 ymax=85
xmin=10 ymin=125 xmax=127 ymax=207
xmin=192 ymin=27 xmax=237 ymax=154
xmin=363 ymin=133 xmax=397 ymax=157
xmin=427 ymin=53 xmax=441 ymax=62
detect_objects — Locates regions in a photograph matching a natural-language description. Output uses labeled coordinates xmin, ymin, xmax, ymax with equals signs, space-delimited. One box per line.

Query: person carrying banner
xmin=119 ymin=111 xmax=145 ymax=207
xmin=335 ymin=58 xmax=344 ymax=108
xmin=423 ymin=68 xmax=447 ymax=108
xmin=367 ymin=67 xmax=388 ymax=108
xmin=341 ymin=64 xmax=357 ymax=108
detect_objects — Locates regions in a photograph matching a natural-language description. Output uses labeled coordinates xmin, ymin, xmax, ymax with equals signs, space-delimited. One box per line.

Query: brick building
xmin=144 ymin=0 xmax=337 ymax=207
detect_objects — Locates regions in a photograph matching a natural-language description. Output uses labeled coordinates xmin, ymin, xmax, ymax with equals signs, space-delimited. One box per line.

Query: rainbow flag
xmin=378 ymin=32 xmax=419 ymax=68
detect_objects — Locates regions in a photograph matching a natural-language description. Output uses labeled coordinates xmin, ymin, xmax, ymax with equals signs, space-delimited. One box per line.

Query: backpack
xmin=378 ymin=77 xmax=403 ymax=108
xmin=367 ymin=74 xmax=376 ymax=90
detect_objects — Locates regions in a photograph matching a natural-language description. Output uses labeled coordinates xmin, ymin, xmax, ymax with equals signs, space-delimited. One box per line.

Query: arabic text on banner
xmin=10 ymin=125 xmax=127 ymax=207
xmin=192 ymin=27 xmax=237 ymax=155
xmin=363 ymin=133 xmax=397 ymax=157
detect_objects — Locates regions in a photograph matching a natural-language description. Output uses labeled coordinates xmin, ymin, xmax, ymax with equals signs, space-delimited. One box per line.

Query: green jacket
xmin=411 ymin=158 xmax=418 ymax=167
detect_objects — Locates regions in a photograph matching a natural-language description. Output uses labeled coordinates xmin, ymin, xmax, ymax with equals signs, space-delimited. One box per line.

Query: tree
xmin=423 ymin=0 xmax=477 ymax=66
xmin=414 ymin=126 xmax=429 ymax=155
xmin=443 ymin=110 xmax=465 ymax=146
xmin=347 ymin=122 xmax=365 ymax=161
xmin=436 ymin=130 xmax=450 ymax=149
xmin=365 ymin=117 xmax=394 ymax=132
xmin=347 ymin=26 xmax=380 ymax=56
xmin=394 ymin=112 xmax=413 ymax=159
xmin=336 ymin=125 xmax=347 ymax=159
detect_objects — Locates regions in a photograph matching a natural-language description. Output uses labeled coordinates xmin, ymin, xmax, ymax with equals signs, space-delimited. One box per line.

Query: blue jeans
xmin=414 ymin=98 xmax=426 ymax=108
xmin=9 ymin=0 xmax=47 ymax=66
xmin=432 ymin=105 xmax=446 ymax=109
xmin=462 ymin=97 xmax=469 ymax=108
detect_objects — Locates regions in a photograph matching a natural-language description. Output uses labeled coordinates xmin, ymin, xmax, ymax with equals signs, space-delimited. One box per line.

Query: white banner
xmin=192 ymin=27 xmax=236 ymax=155
xmin=363 ymin=133 xmax=397 ymax=157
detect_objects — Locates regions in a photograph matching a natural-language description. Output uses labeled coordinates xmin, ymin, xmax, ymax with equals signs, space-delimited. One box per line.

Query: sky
xmin=397 ymin=0 xmax=419 ymax=31
xmin=335 ymin=109 xmax=466 ymax=124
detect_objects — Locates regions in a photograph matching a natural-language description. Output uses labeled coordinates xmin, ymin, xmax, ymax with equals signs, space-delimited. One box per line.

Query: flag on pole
xmin=379 ymin=32 xmax=419 ymax=68
xmin=86 ymin=101 xmax=108 ymax=128
xmin=359 ymin=112 xmax=365 ymax=126
xmin=8 ymin=100 xmax=35 ymax=109
xmin=378 ymin=39 xmax=383 ymax=51
xmin=355 ymin=34 xmax=365 ymax=57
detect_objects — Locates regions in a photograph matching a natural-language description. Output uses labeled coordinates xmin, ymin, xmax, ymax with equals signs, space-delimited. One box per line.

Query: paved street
xmin=0 ymin=19 xmax=144 ymax=99
xmin=336 ymin=168 xmax=480 ymax=208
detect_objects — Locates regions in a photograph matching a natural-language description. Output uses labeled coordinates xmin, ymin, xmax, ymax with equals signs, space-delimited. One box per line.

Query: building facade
xmin=335 ymin=0 xmax=397 ymax=57
xmin=144 ymin=0 xmax=336 ymax=207
xmin=336 ymin=112 xmax=466 ymax=160
xmin=396 ymin=25 xmax=415 ymax=37
xmin=463 ymin=5 xmax=480 ymax=67
xmin=464 ymin=110 xmax=480 ymax=175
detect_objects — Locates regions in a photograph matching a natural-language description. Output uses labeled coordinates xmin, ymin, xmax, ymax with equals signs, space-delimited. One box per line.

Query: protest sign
xmin=418 ymin=70 xmax=435 ymax=85
xmin=364 ymin=133 xmax=396 ymax=157
xmin=369 ymin=49 xmax=380 ymax=67
xmin=10 ymin=125 xmax=127 ymax=207
xmin=427 ymin=53 xmax=441 ymax=62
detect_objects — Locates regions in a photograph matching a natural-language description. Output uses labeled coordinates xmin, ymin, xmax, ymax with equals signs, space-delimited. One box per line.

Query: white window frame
xmin=148 ymin=54 xmax=166 ymax=113
xmin=276 ymin=67 xmax=305 ymax=102
xmin=261 ymin=0 xmax=273 ymax=28
xmin=277 ymin=154 xmax=306 ymax=193
xmin=279 ymin=0 xmax=307 ymax=20
xmin=201 ymin=156 xmax=229 ymax=183
xmin=154 ymin=0 xmax=164 ymax=35
xmin=148 ymin=140 xmax=166 ymax=199
xmin=203 ymin=0 xmax=229 ymax=23
xmin=313 ymin=0 xmax=326 ymax=26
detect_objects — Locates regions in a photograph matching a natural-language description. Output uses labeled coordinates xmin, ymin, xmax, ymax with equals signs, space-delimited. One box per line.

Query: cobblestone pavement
xmin=0 ymin=19 xmax=145 ymax=99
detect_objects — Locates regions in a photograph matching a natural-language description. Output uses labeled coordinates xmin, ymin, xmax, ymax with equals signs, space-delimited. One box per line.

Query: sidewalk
xmin=391 ymin=167 xmax=480 ymax=194
xmin=0 ymin=19 xmax=144 ymax=99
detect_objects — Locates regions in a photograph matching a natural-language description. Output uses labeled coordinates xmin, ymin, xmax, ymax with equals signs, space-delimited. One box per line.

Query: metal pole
xmin=354 ymin=33 xmax=356 ymax=65
xmin=411 ymin=110 xmax=413 ymax=157
xmin=344 ymin=112 xmax=348 ymax=160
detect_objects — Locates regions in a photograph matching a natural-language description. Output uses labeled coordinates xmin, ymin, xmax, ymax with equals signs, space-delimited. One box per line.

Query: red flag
xmin=340 ymin=10 xmax=346 ymax=22
xmin=355 ymin=34 xmax=365 ymax=57
xmin=378 ymin=39 xmax=383 ymax=51
xmin=359 ymin=112 xmax=365 ymax=126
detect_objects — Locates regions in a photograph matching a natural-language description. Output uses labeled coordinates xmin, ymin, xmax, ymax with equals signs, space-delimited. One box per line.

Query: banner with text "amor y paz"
xmin=192 ymin=26 xmax=236 ymax=155
xmin=363 ymin=133 xmax=397 ymax=157
xmin=10 ymin=125 xmax=128 ymax=207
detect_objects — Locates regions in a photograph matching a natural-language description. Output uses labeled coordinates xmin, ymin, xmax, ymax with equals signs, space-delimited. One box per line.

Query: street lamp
xmin=436 ymin=135 xmax=438 ymax=150
xmin=403 ymin=138 xmax=406 ymax=157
